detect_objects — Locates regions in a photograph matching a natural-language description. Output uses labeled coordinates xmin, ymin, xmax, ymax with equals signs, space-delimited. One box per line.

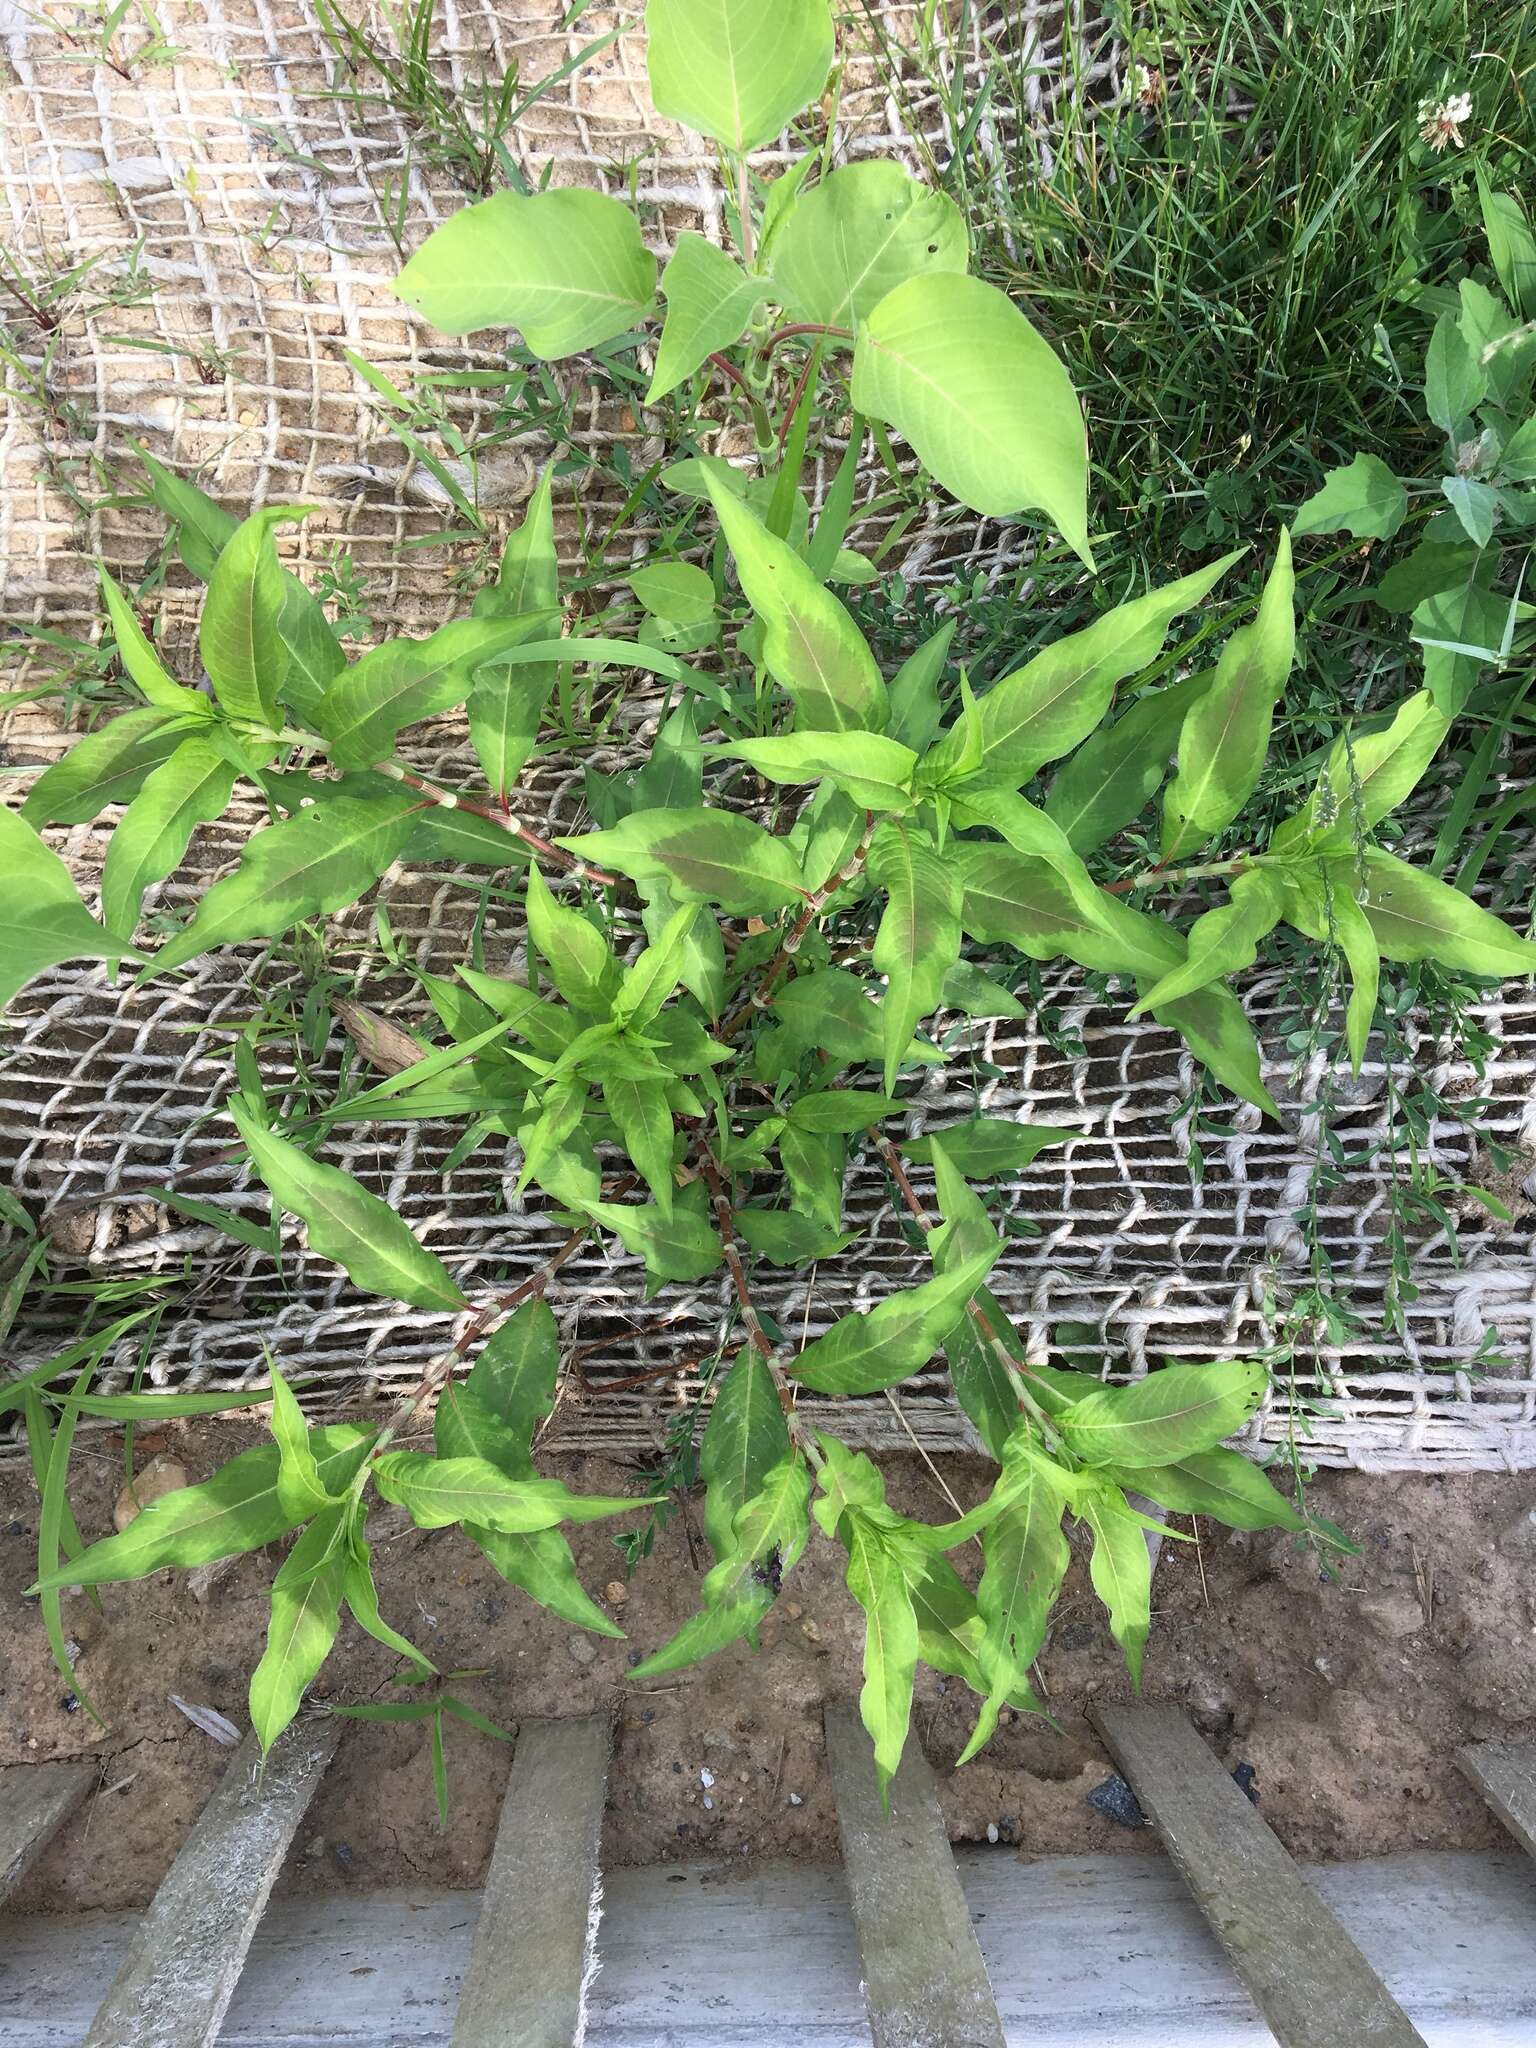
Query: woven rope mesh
xmin=4 ymin=0 xmax=1535 ymax=1469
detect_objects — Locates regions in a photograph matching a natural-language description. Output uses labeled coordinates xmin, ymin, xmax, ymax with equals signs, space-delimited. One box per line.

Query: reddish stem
xmin=762 ymin=322 xmax=853 ymax=351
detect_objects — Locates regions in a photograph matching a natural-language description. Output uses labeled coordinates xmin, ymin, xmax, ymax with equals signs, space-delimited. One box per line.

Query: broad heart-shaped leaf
xmin=99 ymin=570 xmax=212 ymax=720
xmin=868 ymin=821 xmax=962 ymax=1093
xmin=842 ymin=1510 xmax=920 ymax=1798
xmin=317 ymin=615 xmax=551 ymax=771
xmin=1130 ymin=868 xmax=1284 ymax=1016
xmin=1162 ymin=531 xmax=1295 ymax=861
xmin=143 ymin=788 xmax=419 ymax=978
xmin=644 ymin=0 xmax=833 ymax=153
xmin=648 ymin=232 xmax=765 ymax=402
xmin=526 ymin=863 xmax=618 ymax=1014
xmin=904 ymin=1119 xmax=1070 ymax=1176
xmin=22 ymin=706 xmax=199 ymax=827
xmin=558 ymin=807 xmax=807 ymax=915
xmin=1356 ymin=850 xmax=1536 ymax=977
xmin=712 ymin=732 xmax=918 ymax=813
xmin=852 ymin=272 xmax=1090 ymax=561
xmin=1062 ymin=1360 xmax=1267 ymax=1469
xmin=700 ymin=1349 xmax=791 ymax=1563
xmin=789 ymin=1248 xmax=999 ymax=1395
xmin=27 ymin=1427 xmax=371 ymax=1592
xmin=201 ymin=507 xmax=300 ymax=727
xmin=1103 ymin=1445 xmax=1306 ymax=1534
xmin=769 ymin=160 xmax=967 ymax=328
xmin=394 ymin=187 xmax=655 ymax=353
xmin=958 ymin=1456 xmax=1069 ymax=1764
xmin=231 ymin=1105 xmax=467 ymax=1313
xmin=1044 ymin=669 xmax=1215 ymax=854
xmin=706 ymin=478 xmax=887 ymax=734
xmin=974 ymin=550 xmax=1242 ymax=786
xmin=1292 ymin=453 xmax=1407 ymax=540
xmin=584 ymin=1193 xmax=725 ymax=1289
xmin=1441 ymin=476 xmax=1499 ymax=548
xmin=250 ymin=1505 xmax=350 ymax=1753
xmin=626 ymin=1585 xmax=774 ymax=1680
xmin=374 ymin=1452 xmax=642 ymax=1532
xmin=1079 ymin=1491 xmax=1151 ymax=1688
xmin=1273 ymin=689 xmax=1452 ymax=854
xmin=102 ymin=736 xmax=237 ymax=935
xmin=0 ymin=810 xmax=135 ymax=1010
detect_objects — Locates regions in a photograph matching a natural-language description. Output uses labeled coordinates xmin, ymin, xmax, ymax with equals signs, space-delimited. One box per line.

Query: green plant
xmin=10 ymin=0 xmax=1536 ymax=1796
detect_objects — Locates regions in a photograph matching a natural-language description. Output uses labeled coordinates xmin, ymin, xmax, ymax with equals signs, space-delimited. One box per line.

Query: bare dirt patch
xmin=3 ymin=1421 xmax=1532 ymax=1913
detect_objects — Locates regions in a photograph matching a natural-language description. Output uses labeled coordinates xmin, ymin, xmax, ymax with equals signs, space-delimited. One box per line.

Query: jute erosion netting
xmin=3 ymin=2 xmax=1535 ymax=1471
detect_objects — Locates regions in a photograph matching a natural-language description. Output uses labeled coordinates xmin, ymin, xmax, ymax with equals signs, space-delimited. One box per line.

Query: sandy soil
xmin=3 ymin=1422 xmax=1533 ymax=1914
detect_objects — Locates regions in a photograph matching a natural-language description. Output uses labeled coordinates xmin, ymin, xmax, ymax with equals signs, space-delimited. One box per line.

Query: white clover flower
xmin=1417 ymin=91 xmax=1473 ymax=151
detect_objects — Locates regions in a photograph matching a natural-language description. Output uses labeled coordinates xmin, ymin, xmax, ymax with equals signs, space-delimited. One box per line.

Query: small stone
xmin=305 ymin=1835 xmax=326 ymax=1860
xmin=784 ymin=1601 xmax=803 ymax=1619
xmin=605 ymin=1580 xmax=629 ymax=1607
xmin=1496 ymin=1508 xmax=1536 ymax=1560
xmin=787 ymin=1792 xmax=802 ymax=1807
xmin=567 ymin=1635 xmax=598 ymax=1665
xmin=1087 ymin=1774 xmax=1147 ymax=1829
xmin=702 ymin=1796 xmax=714 ymax=1810
xmin=800 ymin=1620 xmax=821 ymax=1643
xmin=699 ymin=1767 xmax=715 ymax=1789
xmin=114 ymin=1455 xmax=189 ymax=1533
xmin=985 ymin=1822 xmax=999 ymax=1844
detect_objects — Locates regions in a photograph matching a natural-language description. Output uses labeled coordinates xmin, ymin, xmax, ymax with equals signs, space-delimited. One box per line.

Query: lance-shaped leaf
xmin=231 ymin=1105 xmax=467 ymax=1313
xmin=275 ymin=571 xmax=346 ymax=725
xmin=1080 ymin=1491 xmax=1152 ymax=1687
xmin=946 ymin=784 xmax=1121 ymax=932
xmin=626 ymin=1586 xmax=774 ymax=1680
xmin=101 ymin=736 xmax=237 ymax=935
xmin=201 ymin=507 xmax=303 ymax=727
xmin=868 ymin=821 xmax=962 ymax=1093
xmin=648 ymin=232 xmax=765 ymax=403
xmin=770 ymin=966 xmax=946 ymax=1070
xmin=787 ymin=1088 xmax=903 ymax=1134
xmin=905 ymin=1119 xmax=1070 ymax=1176
xmin=1103 ymin=1445 xmax=1307 ymax=1533
xmin=706 ymin=478 xmax=887 ymax=734
xmin=710 ymin=731 xmax=917 ymax=813
xmin=559 ymin=807 xmax=807 ymax=914
xmin=526 ymin=863 xmax=619 ymax=1014
xmin=143 ymin=789 xmax=419 ymax=978
xmin=645 ymin=0 xmax=833 ymax=153
xmin=1062 ymin=1360 xmax=1267 ymax=1469
xmin=0 ymin=810 xmax=136 ymax=1009
xmin=700 ymin=1348 xmax=791 ymax=1565
xmin=886 ymin=620 xmax=954 ymax=754
xmin=769 ymin=160 xmax=967 ymax=328
xmin=27 ymin=1428 xmax=373 ymax=1592
xmin=701 ymin=1455 xmax=812 ymax=1607
xmin=958 ymin=1456 xmax=1069 ymax=1764
xmin=135 ymin=442 xmax=239 ymax=579
xmin=612 ymin=902 xmax=699 ymax=1030
xmin=1163 ymin=532 xmax=1295 ymax=861
xmin=435 ymin=1307 xmax=625 ymax=1638
xmin=317 ymin=616 xmax=551 ymax=771
xmin=789 ymin=1248 xmax=999 ymax=1395
xmin=1273 ymin=691 xmax=1453 ymax=854
xmin=395 ymin=187 xmax=655 ymax=353
xmin=852 ymin=271 xmax=1090 ymax=561
xmin=250 ymin=1505 xmax=350 ymax=1752
xmin=344 ymin=1513 xmax=436 ymax=1677
xmin=601 ymin=1068 xmax=678 ymax=1216
xmin=1329 ymin=880 xmax=1380 ymax=1074
xmin=1292 ymin=453 xmax=1407 ymax=540
xmin=1358 ymin=850 xmax=1536 ymax=977
xmin=975 ymin=551 xmax=1241 ymax=787
xmin=1044 ymin=669 xmax=1214 ymax=853
xmin=22 ymin=706 xmax=198 ymax=827
xmin=269 ymin=1368 xmax=336 ymax=1519
xmin=842 ymin=1510 xmax=920 ymax=1798
xmin=468 ymin=467 xmax=562 ymax=796
xmin=99 ymin=569 xmax=212 ymax=720
xmin=374 ymin=1452 xmax=645 ymax=1532
xmin=1131 ymin=868 xmax=1284 ymax=1015
xmin=584 ymin=1193 xmax=724 ymax=1288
